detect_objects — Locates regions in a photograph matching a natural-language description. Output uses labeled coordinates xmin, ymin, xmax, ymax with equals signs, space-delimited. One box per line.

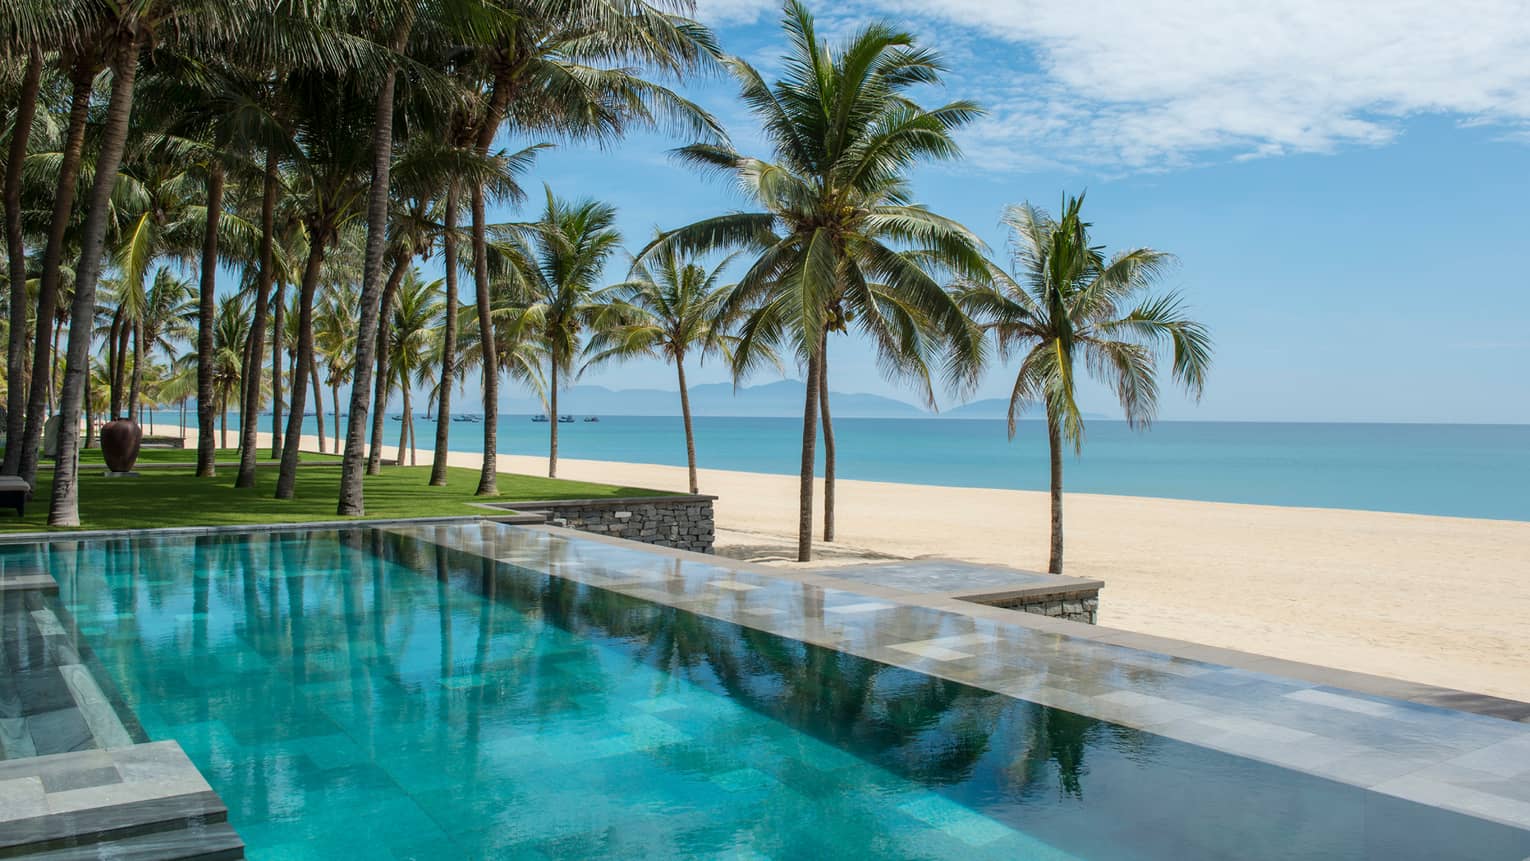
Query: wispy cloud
xmin=695 ymin=0 xmax=1530 ymax=171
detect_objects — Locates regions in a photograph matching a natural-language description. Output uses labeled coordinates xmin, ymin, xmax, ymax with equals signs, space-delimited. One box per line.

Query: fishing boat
xmin=583 ymin=416 xmax=599 ymax=422
xmin=531 ymin=414 xmax=550 ymax=423
xmin=558 ymin=415 xmax=575 ymax=423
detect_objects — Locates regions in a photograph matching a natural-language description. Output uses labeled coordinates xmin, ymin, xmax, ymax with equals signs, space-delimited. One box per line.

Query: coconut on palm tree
xmin=649 ymin=0 xmax=987 ymax=561
xmin=589 ymin=244 xmax=757 ymax=495
xmin=957 ymin=194 xmax=1213 ymax=574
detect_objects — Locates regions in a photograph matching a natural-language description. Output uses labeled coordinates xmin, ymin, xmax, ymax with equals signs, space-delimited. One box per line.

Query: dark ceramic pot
xmin=101 ymin=418 xmax=143 ymax=473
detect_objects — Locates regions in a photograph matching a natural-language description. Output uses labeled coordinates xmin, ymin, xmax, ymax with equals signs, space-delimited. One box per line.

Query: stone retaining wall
xmin=495 ymin=495 xmax=716 ymax=554
xmin=961 ymin=591 xmax=1100 ymax=624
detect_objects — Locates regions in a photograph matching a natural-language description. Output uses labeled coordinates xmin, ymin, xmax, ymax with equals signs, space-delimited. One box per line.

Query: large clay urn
xmin=101 ymin=418 xmax=143 ymax=473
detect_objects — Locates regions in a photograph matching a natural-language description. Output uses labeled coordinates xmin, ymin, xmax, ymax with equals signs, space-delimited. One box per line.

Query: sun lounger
xmin=0 ymin=475 xmax=28 ymax=516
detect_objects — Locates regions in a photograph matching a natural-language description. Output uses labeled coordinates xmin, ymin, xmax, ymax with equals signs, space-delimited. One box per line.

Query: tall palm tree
xmin=452 ymin=0 xmax=724 ymax=498
xmin=210 ymin=293 xmax=250 ymax=450
xmin=650 ymin=0 xmax=987 ymax=560
xmin=589 ymin=244 xmax=751 ymax=494
xmin=17 ymin=40 xmax=102 ymax=488
xmin=314 ymin=281 xmax=359 ymax=455
xmin=49 ymin=0 xmax=238 ymax=525
xmin=957 ymin=195 xmax=1213 ymax=574
xmin=2 ymin=37 xmax=44 ymax=473
xmin=387 ymin=269 xmax=441 ymax=466
xmin=500 ymin=189 xmax=622 ymax=478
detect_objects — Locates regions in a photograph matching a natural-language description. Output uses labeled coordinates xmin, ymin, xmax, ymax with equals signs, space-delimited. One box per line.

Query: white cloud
xmin=696 ymin=0 xmax=1530 ymax=169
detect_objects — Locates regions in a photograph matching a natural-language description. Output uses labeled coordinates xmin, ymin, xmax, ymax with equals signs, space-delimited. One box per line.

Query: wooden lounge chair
xmin=0 ymin=475 xmax=28 ymax=516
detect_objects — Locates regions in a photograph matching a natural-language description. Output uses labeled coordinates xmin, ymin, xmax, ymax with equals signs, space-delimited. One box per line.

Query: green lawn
xmin=74 ymin=447 xmax=323 ymax=464
xmin=2 ymin=463 xmax=669 ymax=533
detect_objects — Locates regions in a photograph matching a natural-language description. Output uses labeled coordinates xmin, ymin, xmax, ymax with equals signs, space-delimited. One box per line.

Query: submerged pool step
xmin=11 ymin=823 xmax=243 ymax=861
xmin=0 ymin=744 xmax=242 ymax=860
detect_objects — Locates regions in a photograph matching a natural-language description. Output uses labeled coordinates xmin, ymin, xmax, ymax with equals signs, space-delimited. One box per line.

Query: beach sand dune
xmin=484 ymin=452 xmax=1530 ymax=703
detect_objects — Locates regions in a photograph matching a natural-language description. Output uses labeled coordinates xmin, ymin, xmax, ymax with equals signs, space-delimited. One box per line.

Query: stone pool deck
xmin=380 ymin=519 xmax=1530 ymax=837
xmin=1 ymin=557 xmax=244 ymax=859
xmin=810 ymin=559 xmax=1102 ymax=624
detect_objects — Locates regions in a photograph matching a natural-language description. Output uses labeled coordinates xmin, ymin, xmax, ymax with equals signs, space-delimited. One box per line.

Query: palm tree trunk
xmin=49 ymin=33 xmax=143 ymax=527
xmin=548 ymin=362 xmax=558 ymax=478
xmin=18 ymin=54 xmax=94 ymax=488
xmin=2 ymin=46 xmax=42 ymax=475
xmin=819 ymin=341 xmax=835 ymax=543
xmin=796 ymin=348 xmax=822 ymax=562
xmin=238 ymin=150 xmax=279 ymax=487
xmin=1047 ymin=411 xmax=1064 ymax=574
xmin=195 ymin=161 xmax=224 ymax=476
xmin=331 ymin=384 xmax=341 ymax=453
xmin=429 ymin=183 xmax=459 ymax=486
xmin=397 ymin=382 xmax=410 ymax=466
xmin=127 ymin=320 xmax=144 ymax=422
xmin=106 ymin=310 xmax=123 ymax=419
xmin=311 ymin=359 xmax=325 ymax=454
xmin=677 ymin=359 xmax=698 ymax=494
xmin=270 ymin=282 xmax=285 ymax=458
xmin=220 ymin=398 xmax=227 ymax=449
xmin=111 ymin=318 xmax=129 ymax=418
xmin=48 ymin=319 xmax=60 ymax=416
xmin=83 ymin=375 xmax=94 ymax=450
xmin=337 ymin=10 xmax=413 ymax=516
xmin=367 ymin=254 xmax=408 ymax=474
xmin=276 ymin=238 xmax=327 ymax=499
xmin=470 ymin=183 xmax=497 ymax=496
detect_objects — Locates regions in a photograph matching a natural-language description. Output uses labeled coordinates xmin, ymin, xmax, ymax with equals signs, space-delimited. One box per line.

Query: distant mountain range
xmin=502 ymin=381 xmax=1109 ymax=420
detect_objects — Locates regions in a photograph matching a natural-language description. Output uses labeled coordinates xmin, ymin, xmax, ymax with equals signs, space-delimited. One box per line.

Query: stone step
xmin=12 ymin=823 xmax=243 ymax=861
xmin=0 ymin=744 xmax=234 ymax=860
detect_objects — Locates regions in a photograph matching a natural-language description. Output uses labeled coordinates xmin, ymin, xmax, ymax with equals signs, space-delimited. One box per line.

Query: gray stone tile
xmin=0 ymin=775 xmax=47 ymax=820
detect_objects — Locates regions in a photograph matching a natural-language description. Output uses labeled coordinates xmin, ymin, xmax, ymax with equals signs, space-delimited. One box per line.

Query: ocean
xmin=185 ymin=410 xmax=1530 ymax=522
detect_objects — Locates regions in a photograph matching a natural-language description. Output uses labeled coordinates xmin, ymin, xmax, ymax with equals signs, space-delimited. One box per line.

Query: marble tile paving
xmin=383 ymin=520 xmax=1530 ymax=835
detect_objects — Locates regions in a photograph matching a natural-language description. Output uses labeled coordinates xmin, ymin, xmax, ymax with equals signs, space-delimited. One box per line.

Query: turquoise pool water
xmin=25 ymin=526 xmax=1530 ymax=859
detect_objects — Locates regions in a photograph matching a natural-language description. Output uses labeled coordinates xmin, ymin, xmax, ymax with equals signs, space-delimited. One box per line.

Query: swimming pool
xmin=15 ymin=522 xmax=1530 ymax=859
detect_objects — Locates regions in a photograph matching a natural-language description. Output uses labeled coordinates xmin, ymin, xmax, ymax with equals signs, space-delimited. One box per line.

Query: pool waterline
xmin=15 ymin=522 xmax=1530 ymax=859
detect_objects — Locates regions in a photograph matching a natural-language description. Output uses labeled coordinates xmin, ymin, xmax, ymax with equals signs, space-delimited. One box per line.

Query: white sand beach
xmin=194 ymin=429 xmax=1530 ymax=702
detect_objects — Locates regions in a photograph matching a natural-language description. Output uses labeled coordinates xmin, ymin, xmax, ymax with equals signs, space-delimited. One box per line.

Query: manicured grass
xmin=75 ymin=447 xmax=323 ymax=464
xmin=1 ymin=463 xmax=670 ymax=533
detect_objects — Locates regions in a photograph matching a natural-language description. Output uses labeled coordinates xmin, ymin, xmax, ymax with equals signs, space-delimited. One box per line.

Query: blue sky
xmin=467 ymin=0 xmax=1530 ymax=424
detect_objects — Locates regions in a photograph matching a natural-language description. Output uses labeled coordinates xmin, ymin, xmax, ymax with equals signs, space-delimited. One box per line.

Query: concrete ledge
xmin=528 ymin=523 xmax=1530 ymax=725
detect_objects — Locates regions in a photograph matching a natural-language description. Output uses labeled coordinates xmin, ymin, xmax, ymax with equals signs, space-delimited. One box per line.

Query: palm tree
xmin=957 ymin=195 xmax=1213 ymax=573
xmin=589 ymin=244 xmax=750 ymax=494
xmin=452 ymin=0 xmax=724 ymax=498
xmin=649 ymin=1 xmax=987 ymax=560
xmin=500 ymin=189 xmax=622 ymax=478
xmin=387 ymin=269 xmax=441 ymax=466
xmin=2 ymin=37 xmax=44 ymax=473
xmin=336 ymin=0 xmax=419 ymax=514
xmin=48 ymin=0 xmax=241 ymax=525
xmin=210 ymin=294 xmax=251 ymax=451
xmin=17 ymin=36 xmax=103 ymax=487
xmin=314 ymin=281 xmax=359 ymax=455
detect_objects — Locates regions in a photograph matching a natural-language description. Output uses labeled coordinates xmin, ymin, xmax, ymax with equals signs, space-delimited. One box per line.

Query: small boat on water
xmin=451 ymin=414 xmax=479 ymax=423
xmin=389 ymin=414 xmax=402 ymax=421
xmin=531 ymin=414 xmax=549 ymax=423
xmin=583 ymin=416 xmax=599 ymax=422
xmin=557 ymin=415 xmax=574 ymax=423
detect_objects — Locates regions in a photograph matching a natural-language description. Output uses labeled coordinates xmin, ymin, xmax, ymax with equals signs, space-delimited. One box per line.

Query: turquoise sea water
xmin=31 ymin=526 xmax=1530 ymax=859
xmin=211 ymin=413 xmax=1530 ymax=521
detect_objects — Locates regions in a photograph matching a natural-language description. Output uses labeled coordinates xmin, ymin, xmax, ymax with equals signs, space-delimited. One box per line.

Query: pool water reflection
xmin=20 ymin=526 xmax=1530 ymax=860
